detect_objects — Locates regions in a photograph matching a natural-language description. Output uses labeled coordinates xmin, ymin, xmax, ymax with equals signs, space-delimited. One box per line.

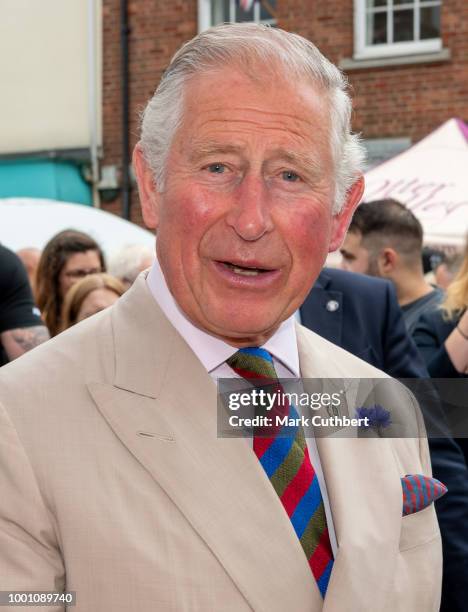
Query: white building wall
xmin=0 ymin=0 xmax=102 ymax=155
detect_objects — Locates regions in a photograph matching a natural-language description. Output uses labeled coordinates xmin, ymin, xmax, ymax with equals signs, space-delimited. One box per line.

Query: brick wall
xmin=101 ymin=0 xmax=198 ymax=224
xmin=101 ymin=0 xmax=468 ymax=225
xmin=278 ymin=0 xmax=468 ymax=140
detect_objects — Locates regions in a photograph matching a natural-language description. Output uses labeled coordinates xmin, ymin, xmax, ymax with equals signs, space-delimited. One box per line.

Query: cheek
xmin=157 ymin=187 xmax=225 ymax=274
xmin=159 ymin=187 xmax=218 ymax=234
xmin=281 ymin=207 xmax=333 ymax=294
xmin=77 ymin=308 xmax=89 ymax=323
xmin=288 ymin=205 xmax=333 ymax=260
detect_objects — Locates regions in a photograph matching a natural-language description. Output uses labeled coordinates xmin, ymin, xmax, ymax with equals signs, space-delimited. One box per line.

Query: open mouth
xmin=220 ymin=261 xmax=273 ymax=277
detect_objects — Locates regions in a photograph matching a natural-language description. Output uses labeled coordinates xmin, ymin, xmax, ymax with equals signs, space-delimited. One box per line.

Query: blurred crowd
xmin=0 ymin=229 xmax=154 ymax=365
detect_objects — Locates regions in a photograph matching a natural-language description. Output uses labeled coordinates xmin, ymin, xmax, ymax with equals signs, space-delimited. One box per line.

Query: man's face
xmin=340 ymin=230 xmax=372 ymax=274
xmin=136 ymin=68 xmax=363 ymax=346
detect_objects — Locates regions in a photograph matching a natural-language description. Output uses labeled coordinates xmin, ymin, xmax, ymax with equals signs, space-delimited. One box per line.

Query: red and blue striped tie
xmin=227 ymin=347 xmax=334 ymax=597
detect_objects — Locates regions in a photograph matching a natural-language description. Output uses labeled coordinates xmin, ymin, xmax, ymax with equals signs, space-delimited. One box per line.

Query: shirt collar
xmin=146 ymin=259 xmax=300 ymax=377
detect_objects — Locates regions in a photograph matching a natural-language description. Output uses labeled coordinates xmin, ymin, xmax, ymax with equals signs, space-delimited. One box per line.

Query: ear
xmin=328 ymin=175 xmax=365 ymax=253
xmin=377 ymin=247 xmax=398 ymax=276
xmin=133 ymin=143 xmax=161 ymax=230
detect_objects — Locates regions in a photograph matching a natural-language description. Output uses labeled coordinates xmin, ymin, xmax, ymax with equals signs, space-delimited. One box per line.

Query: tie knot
xmin=226 ymin=347 xmax=277 ymax=379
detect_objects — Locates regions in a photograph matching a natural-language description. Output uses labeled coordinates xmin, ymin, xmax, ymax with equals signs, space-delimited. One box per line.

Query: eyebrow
xmin=188 ymin=141 xmax=324 ymax=179
xmin=339 ymin=248 xmax=355 ymax=259
xmin=188 ymin=142 xmax=244 ymax=164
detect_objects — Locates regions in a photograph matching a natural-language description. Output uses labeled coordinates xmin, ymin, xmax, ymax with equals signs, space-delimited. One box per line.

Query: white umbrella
xmin=363 ymin=118 xmax=468 ymax=247
xmin=0 ymin=197 xmax=155 ymax=259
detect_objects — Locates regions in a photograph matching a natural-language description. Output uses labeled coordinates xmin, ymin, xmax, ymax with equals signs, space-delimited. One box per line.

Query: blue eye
xmin=207 ymin=163 xmax=226 ymax=173
xmin=282 ymin=170 xmax=300 ymax=182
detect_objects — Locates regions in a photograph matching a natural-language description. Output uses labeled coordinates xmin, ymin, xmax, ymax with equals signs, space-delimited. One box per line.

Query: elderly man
xmin=0 ymin=25 xmax=441 ymax=611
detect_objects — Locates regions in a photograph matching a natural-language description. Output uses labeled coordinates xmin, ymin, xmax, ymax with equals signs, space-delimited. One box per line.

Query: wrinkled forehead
xmin=173 ymin=65 xmax=333 ymax=152
xmin=184 ymin=60 xmax=330 ymax=113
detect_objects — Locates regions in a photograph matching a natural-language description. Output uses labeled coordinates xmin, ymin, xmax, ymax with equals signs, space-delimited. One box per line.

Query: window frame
xmin=354 ymin=0 xmax=442 ymax=60
xmin=198 ymin=0 xmax=276 ymax=33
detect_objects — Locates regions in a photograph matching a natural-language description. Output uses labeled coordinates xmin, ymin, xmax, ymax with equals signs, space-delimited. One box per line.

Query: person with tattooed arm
xmin=0 ymin=244 xmax=49 ymax=366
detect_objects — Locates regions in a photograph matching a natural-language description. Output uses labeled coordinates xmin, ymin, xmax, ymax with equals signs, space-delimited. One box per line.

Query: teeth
xmin=231 ymin=265 xmax=260 ymax=276
xmin=223 ymin=262 xmax=270 ymax=276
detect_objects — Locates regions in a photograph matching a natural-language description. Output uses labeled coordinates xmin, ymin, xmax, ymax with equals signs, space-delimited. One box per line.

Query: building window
xmin=198 ymin=0 xmax=277 ymax=32
xmin=354 ymin=0 xmax=442 ymax=59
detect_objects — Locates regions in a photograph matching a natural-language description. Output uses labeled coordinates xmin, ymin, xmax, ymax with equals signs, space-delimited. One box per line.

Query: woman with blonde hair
xmin=414 ymin=237 xmax=468 ymax=459
xmin=60 ymin=273 xmax=125 ymax=332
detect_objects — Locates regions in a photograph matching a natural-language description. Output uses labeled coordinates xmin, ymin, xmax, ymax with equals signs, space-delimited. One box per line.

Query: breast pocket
xmin=399 ymin=504 xmax=440 ymax=551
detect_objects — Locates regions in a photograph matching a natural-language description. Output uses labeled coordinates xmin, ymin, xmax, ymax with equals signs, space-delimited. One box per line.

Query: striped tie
xmin=226 ymin=347 xmax=333 ymax=597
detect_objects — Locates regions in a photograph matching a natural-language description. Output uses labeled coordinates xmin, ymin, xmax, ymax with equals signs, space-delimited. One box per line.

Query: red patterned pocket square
xmin=401 ymin=474 xmax=447 ymax=516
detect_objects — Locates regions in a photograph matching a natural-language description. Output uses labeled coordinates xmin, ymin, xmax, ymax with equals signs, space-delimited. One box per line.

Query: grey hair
xmin=140 ymin=23 xmax=365 ymax=213
xmin=108 ymin=244 xmax=155 ymax=286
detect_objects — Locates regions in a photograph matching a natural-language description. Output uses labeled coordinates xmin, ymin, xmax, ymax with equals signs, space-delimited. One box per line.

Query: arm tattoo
xmin=1 ymin=326 xmax=50 ymax=361
xmin=11 ymin=326 xmax=50 ymax=351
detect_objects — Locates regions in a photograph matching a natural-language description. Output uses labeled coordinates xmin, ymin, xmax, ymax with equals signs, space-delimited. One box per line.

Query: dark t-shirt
xmin=401 ymin=287 xmax=444 ymax=336
xmin=0 ymin=244 xmax=44 ymax=365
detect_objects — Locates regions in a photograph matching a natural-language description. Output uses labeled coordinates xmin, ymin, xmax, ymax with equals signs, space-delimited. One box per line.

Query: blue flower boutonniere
xmin=355 ymin=404 xmax=392 ymax=436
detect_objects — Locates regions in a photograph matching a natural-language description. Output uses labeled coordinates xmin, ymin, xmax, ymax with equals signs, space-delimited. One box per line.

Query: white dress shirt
xmin=146 ymin=260 xmax=337 ymax=556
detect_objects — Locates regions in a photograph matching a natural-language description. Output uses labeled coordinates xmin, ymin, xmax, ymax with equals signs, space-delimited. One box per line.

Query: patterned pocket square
xmin=401 ymin=474 xmax=447 ymax=516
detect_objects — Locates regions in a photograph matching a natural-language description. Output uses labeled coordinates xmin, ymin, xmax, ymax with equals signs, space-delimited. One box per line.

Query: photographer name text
xmin=228 ymin=414 xmax=369 ymax=428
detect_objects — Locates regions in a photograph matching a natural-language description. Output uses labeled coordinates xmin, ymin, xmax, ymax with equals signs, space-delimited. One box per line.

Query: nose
xmin=225 ymin=174 xmax=274 ymax=241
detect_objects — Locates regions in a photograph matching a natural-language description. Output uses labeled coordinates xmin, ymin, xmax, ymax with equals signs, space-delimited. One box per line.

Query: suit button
xmin=326 ymin=299 xmax=339 ymax=312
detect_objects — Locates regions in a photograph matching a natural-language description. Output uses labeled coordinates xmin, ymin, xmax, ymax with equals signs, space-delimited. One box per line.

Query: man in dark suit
xmin=301 ymin=267 xmax=468 ymax=612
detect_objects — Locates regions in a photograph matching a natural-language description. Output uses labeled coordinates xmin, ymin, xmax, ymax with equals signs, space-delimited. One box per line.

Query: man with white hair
xmin=0 ymin=25 xmax=441 ymax=611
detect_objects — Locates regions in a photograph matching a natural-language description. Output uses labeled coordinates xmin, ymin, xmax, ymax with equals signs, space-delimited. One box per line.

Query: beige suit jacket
xmin=0 ymin=275 xmax=442 ymax=611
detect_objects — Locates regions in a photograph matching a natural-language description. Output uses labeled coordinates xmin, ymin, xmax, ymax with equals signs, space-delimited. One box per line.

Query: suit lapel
xmin=296 ymin=326 xmax=402 ymax=610
xmin=301 ymin=273 xmax=343 ymax=347
xmin=88 ymin=277 xmax=321 ymax=612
